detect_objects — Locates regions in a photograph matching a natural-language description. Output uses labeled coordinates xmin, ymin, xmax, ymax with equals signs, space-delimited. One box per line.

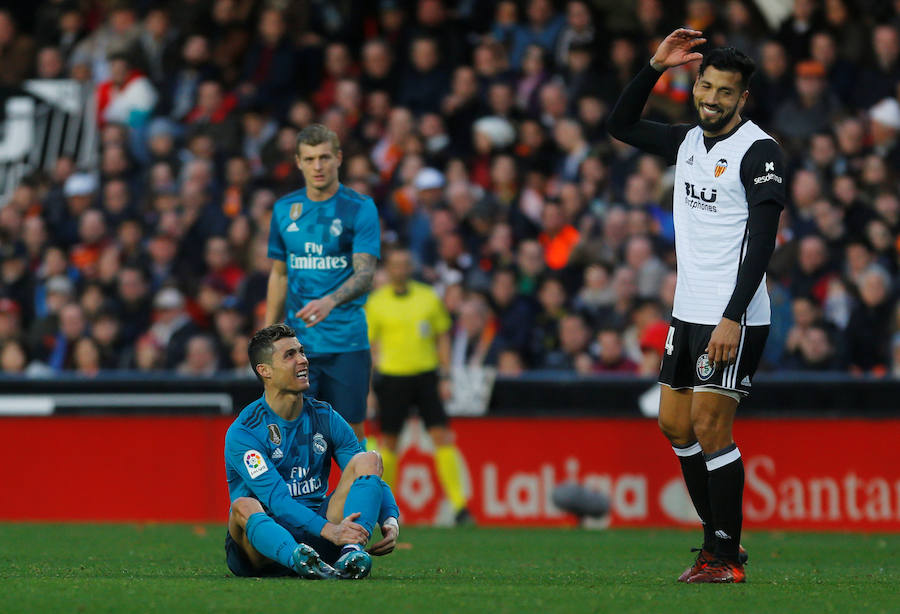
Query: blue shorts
xmin=306 ymin=349 xmax=371 ymax=424
xmin=225 ymin=499 xmax=341 ymax=577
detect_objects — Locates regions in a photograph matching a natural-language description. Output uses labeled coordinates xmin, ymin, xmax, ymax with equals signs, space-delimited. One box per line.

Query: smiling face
xmin=258 ymin=336 xmax=310 ymax=394
xmin=692 ymin=66 xmax=749 ymax=135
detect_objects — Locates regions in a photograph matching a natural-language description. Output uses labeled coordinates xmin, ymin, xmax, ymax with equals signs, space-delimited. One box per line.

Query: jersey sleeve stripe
xmin=241 ymin=403 xmax=264 ymax=426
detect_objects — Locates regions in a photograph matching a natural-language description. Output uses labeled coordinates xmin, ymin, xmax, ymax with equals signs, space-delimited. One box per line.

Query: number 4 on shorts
xmin=665 ymin=326 xmax=675 ymax=356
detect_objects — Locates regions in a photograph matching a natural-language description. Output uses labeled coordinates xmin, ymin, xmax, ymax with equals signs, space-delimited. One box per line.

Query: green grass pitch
xmin=1 ymin=524 xmax=897 ymax=614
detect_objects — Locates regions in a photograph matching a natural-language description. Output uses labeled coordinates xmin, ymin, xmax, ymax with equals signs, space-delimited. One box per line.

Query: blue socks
xmin=378 ymin=478 xmax=400 ymax=525
xmin=344 ymin=475 xmax=383 ymax=539
xmin=245 ymin=512 xmax=297 ymax=569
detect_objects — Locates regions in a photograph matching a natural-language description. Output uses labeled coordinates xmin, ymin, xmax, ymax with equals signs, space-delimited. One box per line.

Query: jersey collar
xmin=702 ymin=117 xmax=749 ymax=153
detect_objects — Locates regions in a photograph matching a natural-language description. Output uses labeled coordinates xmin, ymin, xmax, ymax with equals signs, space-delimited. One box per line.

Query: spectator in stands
xmin=854 ymin=24 xmax=900 ymax=109
xmin=773 ymin=60 xmax=841 ymax=153
xmin=35 ymin=45 xmax=66 ymax=79
xmin=783 ymin=323 xmax=841 ymax=371
xmin=96 ymin=52 xmax=158 ymax=129
xmin=237 ymin=7 xmax=296 ymax=116
xmin=451 ymin=294 xmax=499 ymax=368
xmin=442 ymin=66 xmax=483 ymax=157
xmin=509 ymin=0 xmax=565 ymax=70
xmin=90 ymin=309 xmax=123 ymax=369
xmin=593 ymin=327 xmax=639 ymax=374
xmin=72 ymin=336 xmax=102 ymax=377
xmin=0 ymin=338 xmax=28 ymax=374
xmin=137 ymin=8 xmax=178 ymax=89
xmin=810 ymin=30 xmax=856 ymax=106
xmin=845 ymin=266 xmax=895 ymax=374
xmin=541 ymin=312 xmax=592 ymax=372
xmin=824 ymin=0 xmax=868 ymax=63
xmin=148 ymin=287 xmax=198 ymax=369
xmin=749 ymin=40 xmax=793 ymax=125
xmin=0 ymin=298 xmax=22 ymax=345
xmin=396 ymin=37 xmax=447 ymax=116
xmin=177 ymin=334 xmax=219 ymax=377
xmin=360 ymin=38 xmax=397 ymax=96
xmin=538 ymin=201 xmax=579 ymax=271
xmin=489 ymin=267 xmax=537 ymax=357
xmin=0 ymin=9 xmax=35 ymax=87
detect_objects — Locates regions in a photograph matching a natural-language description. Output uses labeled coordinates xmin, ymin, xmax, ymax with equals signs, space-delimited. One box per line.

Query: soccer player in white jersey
xmin=608 ymin=30 xmax=786 ymax=583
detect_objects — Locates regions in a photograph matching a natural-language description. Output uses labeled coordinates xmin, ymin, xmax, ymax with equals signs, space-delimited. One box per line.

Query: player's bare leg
xmin=686 ymin=390 xmax=746 ymax=583
xmin=228 ymin=497 xmax=273 ymax=570
xmin=658 ymin=385 xmax=694 ymax=445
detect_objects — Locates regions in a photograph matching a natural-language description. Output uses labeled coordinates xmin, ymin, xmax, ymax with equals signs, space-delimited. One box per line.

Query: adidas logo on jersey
xmin=741 ymin=375 xmax=751 ymax=387
xmin=686 ymin=155 xmax=694 ymax=165
xmin=286 ymin=222 xmax=299 ymax=232
xmin=272 ymin=448 xmax=284 ymax=459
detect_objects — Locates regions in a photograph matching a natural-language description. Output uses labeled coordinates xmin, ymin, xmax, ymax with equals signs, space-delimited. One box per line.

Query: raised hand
xmin=651 ymin=29 xmax=707 ymax=71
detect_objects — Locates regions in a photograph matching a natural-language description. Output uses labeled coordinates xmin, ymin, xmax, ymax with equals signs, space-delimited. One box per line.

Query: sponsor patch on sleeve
xmin=753 ymin=160 xmax=783 ymax=185
xmin=243 ymin=450 xmax=268 ymax=479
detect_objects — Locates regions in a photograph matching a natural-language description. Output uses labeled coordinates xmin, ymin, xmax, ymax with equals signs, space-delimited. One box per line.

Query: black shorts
xmin=658 ymin=318 xmax=768 ymax=397
xmin=374 ymin=370 xmax=448 ymax=435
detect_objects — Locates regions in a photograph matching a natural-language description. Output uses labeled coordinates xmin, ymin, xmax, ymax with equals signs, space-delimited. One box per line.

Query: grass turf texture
xmin=1 ymin=524 xmax=897 ymax=614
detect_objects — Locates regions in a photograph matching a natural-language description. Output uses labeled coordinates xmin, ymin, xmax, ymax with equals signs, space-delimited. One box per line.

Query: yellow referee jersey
xmin=365 ymin=280 xmax=451 ymax=376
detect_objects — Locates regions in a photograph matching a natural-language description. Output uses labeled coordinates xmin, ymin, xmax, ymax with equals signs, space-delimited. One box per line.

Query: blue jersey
xmin=268 ymin=184 xmax=380 ymax=355
xmin=224 ymin=395 xmax=362 ymax=536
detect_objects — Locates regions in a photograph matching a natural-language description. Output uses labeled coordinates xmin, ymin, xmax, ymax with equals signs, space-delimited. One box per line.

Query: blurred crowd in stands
xmin=0 ymin=0 xmax=898 ymax=379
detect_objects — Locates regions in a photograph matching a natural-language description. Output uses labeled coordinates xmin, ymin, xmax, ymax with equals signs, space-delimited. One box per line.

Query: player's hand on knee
xmin=367 ymin=519 xmax=399 ymax=556
xmin=322 ymin=511 xmax=370 ymax=546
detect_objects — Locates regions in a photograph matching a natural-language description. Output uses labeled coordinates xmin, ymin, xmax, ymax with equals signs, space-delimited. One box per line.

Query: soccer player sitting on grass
xmin=224 ymin=324 xmax=399 ymax=579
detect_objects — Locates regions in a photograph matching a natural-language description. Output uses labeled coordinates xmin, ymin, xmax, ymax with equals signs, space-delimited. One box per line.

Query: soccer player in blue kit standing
xmin=265 ymin=123 xmax=380 ymax=443
xmin=224 ymin=324 xmax=399 ymax=579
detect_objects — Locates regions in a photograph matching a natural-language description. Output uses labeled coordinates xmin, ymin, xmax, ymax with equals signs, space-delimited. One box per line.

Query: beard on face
xmin=694 ymin=98 xmax=739 ymax=133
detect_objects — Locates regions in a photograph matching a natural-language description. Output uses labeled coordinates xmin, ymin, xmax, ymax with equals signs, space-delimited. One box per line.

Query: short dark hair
xmin=698 ymin=47 xmax=756 ymax=91
xmin=248 ymin=324 xmax=296 ymax=382
xmin=295 ymin=123 xmax=341 ymax=155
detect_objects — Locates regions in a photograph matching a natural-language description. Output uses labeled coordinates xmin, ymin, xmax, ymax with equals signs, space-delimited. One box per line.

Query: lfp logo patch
xmin=714 ymin=158 xmax=728 ymax=178
xmin=696 ymin=353 xmax=715 ymax=381
xmin=244 ymin=450 xmax=268 ymax=479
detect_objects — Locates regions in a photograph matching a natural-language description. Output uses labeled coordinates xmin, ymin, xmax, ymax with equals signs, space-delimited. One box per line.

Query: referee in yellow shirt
xmin=365 ymin=247 xmax=472 ymax=525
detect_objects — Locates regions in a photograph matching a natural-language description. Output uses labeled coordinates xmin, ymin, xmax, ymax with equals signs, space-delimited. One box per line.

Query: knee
xmin=347 ymin=451 xmax=383 ymax=478
xmin=691 ymin=414 xmax=720 ymax=446
xmin=658 ymin=414 xmax=689 ymax=444
xmin=230 ymin=497 xmax=263 ymax=525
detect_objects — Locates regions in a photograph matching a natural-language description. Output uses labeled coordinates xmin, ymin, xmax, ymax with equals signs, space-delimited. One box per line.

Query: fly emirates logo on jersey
xmin=288 ymin=243 xmax=349 ymax=271
xmin=288 ymin=465 xmax=322 ymax=497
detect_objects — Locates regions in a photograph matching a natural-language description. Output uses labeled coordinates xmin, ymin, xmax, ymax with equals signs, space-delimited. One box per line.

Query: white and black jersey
xmin=607 ymin=63 xmax=786 ymax=327
xmin=671 ymin=122 xmax=784 ymax=325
